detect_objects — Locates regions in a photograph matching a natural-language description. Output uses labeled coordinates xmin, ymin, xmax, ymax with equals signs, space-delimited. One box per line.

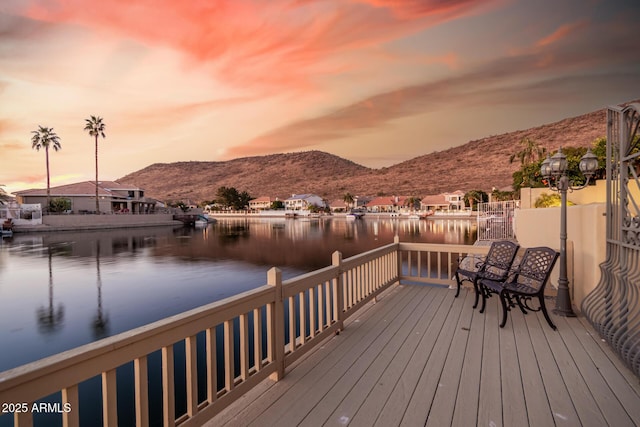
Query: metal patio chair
xmin=454 ymin=240 xmax=520 ymax=309
xmin=479 ymin=246 xmax=559 ymax=330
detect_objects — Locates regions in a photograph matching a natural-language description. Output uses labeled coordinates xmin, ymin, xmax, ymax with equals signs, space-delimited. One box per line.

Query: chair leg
xmin=479 ymin=285 xmax=488 ymax=313
xmin=539 ymin=295 xmax=557 ymax=330
xmin=499 ymin=292 xmax=509 ymax=328
xmin=472 ymin=279 xmax=480 ymax=309
xmin=454 ymin=272 xmax=462 ymax=298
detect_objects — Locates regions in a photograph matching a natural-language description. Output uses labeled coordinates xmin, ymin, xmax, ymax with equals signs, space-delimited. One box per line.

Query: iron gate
xmin=477 ymin=200 xmax=518 ymax=241
xmin=582 ymin=103 xmax=640 ymax=376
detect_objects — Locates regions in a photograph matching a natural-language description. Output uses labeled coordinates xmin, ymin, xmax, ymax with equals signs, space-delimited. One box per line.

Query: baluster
xmin=134 ymin=357 xmax=149 ymax=427
xmin=224 ymin=320 xmax=235 ymax=391
xmin=288 ymin=296 xmax=295 ymax=351
xmin=318 ymin=282 xmax=325 ymax=332
xmin=102 ymin=369 xmax=118 ymax=427
xmin=14 ymin=407 xmax=33 ymax=427
xmin=299 ymin=291 xmax=307 ymax=344
xmin=239 ymin=313 xmax=249 ymax=381
xmin=324 ymin=280 xmax=331 ymax=328
xmin=185 ymin=335 xmax=198 ymax=417
xmin=162 ymin=345 xmax=175 ymax=427
xmin=206 ymin=327 xmax=217 ymax=403
xmin=309 ymin=286 xmax=317 ymax=338
xmin=62 ymin=385 xmax=79 ymax=427
xmin=253 ymin=307 xmax=263 ymax=372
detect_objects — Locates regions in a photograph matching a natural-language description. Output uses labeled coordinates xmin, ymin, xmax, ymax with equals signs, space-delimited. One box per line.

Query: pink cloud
xmin=224 ymin=24 xmax=640 ymax=159
xmin=354 ymin=0 xmax=488 ymax=19
xmin=11 ymin=0 xmax=498 ymax=94
xmin=535 ymin=20 xmax=589 ymax=48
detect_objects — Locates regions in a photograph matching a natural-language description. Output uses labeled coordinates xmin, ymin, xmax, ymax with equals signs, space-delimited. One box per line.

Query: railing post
xmin=394 ymin=236 xmax=402 ymax=285
xmin=268 ymin=267 xmax=285 ymax=381
xmin=332 ymin=251 xmax=345 ymax=332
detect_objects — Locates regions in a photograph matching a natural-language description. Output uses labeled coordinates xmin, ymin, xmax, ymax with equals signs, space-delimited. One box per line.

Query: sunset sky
xmin=1 ymin=0 xmax=639 ymax=195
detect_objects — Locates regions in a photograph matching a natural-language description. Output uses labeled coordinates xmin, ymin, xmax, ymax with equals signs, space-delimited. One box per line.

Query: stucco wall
xmin=43 ymin=213 xmax=176 ymax=228
xmin=514 ymin=203 xmax=606 ymax=312
xmin=520 ymin=180 xmax=607 ymax=209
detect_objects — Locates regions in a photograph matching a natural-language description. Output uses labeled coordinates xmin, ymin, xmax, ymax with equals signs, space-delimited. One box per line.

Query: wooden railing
xmin=398 ymin=242 xmax=490 ymax=286
xmin=0 ymin=241 xmax=481 ymax=427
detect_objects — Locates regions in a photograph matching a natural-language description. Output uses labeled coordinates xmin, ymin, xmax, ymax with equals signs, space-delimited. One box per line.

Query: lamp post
xmin=540 ymin=147 xmax=598 ymax=316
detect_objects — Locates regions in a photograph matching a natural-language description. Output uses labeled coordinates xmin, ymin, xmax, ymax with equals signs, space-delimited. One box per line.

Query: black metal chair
xmin=479 ymin=246 xmax=559 ymax=330
xmin=454 ymin=240 xmax=520 ymax=309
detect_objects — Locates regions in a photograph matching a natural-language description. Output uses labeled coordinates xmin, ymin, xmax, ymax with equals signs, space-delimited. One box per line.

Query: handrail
xmin=0 ymin=241 xmax=475 ymax=427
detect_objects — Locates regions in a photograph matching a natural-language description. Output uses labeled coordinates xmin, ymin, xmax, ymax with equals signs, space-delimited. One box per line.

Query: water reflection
xmin=93 ymin=241 xmax=109 ymax=339
xmin=0 ymin=218 xmax=476 ymax=373
xmin=36 ymin=248 xmax=64 ymax=333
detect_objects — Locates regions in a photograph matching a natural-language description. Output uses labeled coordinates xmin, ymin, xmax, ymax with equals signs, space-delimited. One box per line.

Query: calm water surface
xmin=0 ymin=217 xmax=476 ymax=372
xmin=0 ymin=217 xmax=475 ymax=425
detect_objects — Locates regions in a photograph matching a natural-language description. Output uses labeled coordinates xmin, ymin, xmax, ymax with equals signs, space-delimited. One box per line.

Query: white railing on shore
xmin=0 ymin=240 xmax=482 ymax=427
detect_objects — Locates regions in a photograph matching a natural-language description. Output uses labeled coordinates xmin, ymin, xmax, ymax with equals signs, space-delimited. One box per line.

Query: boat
xmin=194 ymin=214 xmax=216 ymax=227
xmin=408 ymin=214 xmax=420 ymax=220
xmin=346 ymin=211 xmax=364 ymax=220
xmin=1 ymin=219 xmax=13 ymax=237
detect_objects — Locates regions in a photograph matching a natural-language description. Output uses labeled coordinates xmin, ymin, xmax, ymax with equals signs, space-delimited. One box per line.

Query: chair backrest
xmin=512 ymin=246 xmax=559 ymax=291
xmin=482 ymin=240 xmax=520 ymax=279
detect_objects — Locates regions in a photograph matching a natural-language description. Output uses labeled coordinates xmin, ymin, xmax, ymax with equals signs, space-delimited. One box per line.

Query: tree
xmin=343 ymin=193 xmax=355 ymax=210
xmin=0 ymin=185 xmax=10 ymax=205
xmin=84 ymin=116 xmax=106 ymax=213
xmin=31 ymin=126 xmax=62 ymax=208
xmin=463 ymin=190 xmax=488 ymax=211
xmin=49 ymin=198 xmax=71 ymax=213
xmin=509 ymin=137 xmax=546 ymax=166
xmin=215 ymin=186 xmax=252 ymax=210
xmin=534 ymin=193 xmax=575 ymax=208
xmin=509 ymin=138 xmax=548 ymax=190
xmin=270 ymin=200 xmax=284 ymax=210
xmin=405 ymin=196 xmax=421 ymax=210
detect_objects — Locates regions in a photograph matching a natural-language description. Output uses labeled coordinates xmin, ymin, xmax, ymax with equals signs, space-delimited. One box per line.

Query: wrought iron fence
xmin=476 ymin=200 xmax=518 ymax=241
xmin=582 ymin=103 xmax=640 ymax=376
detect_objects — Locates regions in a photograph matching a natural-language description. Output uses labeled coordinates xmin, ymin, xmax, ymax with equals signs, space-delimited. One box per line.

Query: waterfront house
xmin=421 ymin=190 xmax=466 ymax=212
xmin=365 ymin=195 xmax=410 ymax=212
xmin=284 ymin=194 xmax=325 ymax=210
xmin=249 ymin=196 xmax=276 ymax=210
xmin=445 ymin=190 xmax=466 ymax=210
xmin=14 ymin=181 xmax=156 ymax=214
xmin=331 ymin=195 xmax=371 ymax=212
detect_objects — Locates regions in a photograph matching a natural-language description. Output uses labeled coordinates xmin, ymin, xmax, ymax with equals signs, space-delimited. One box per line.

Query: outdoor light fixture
xmin=540 ymin=147 xmax=598 ymax=316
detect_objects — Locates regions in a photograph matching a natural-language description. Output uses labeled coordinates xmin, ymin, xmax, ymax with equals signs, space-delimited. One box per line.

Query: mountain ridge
xmin=119 ymin=103 xmax=622 ymax=203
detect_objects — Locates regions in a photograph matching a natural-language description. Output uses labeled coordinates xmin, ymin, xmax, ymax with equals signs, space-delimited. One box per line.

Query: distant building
xmin=285 ymin=194 xmax=325 ymax=210
xmin=329 ymin=199 xmax=348 ymax=212
xmin=249 ymin=196 xmax=276 ymax=210
xmin=420 ymin=190 xmax=466 ymax=211
xmin=14 ymin=181 xmax=156 ymax=214
xmin=365 ymin=196 xmax=409 ymax=213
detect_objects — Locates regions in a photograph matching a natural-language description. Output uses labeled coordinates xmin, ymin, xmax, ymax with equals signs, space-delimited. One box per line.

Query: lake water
xmin=0 ymin=216 xmax=475 ymax=425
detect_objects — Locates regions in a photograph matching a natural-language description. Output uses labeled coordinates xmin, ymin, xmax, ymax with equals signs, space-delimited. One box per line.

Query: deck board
xmin=207 ymin=285 xmax=640 ymax=427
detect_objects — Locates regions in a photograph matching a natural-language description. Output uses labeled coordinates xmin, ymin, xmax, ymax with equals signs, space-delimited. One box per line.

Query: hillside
xmin=119 ymin=106 xmax=611 ymax=203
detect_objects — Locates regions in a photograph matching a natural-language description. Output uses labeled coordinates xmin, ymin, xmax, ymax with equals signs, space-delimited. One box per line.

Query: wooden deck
xmin=206 ymin=284 xmax=640 ymax=427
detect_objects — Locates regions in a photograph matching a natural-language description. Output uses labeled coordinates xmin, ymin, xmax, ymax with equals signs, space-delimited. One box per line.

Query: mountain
xmin=119 ymin=105 xmax=612 ymax=203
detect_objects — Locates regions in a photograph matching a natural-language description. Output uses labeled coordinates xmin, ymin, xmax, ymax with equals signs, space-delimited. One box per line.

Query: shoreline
xmin=11 ymin=213 xmax=183 ymax=233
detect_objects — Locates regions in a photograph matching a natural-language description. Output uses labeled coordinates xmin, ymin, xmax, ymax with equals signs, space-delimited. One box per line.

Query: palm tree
xmin=509 ymin=137 xmax=546 ymax=166
xmin=84 ymin=116 xmax=106 ymax=213
xmin=343 ymin=193 xmax=355 ymax=211
xmin=31 ymin=126 xmax=62 ymax=209
xmin=0 ymin=185 xmax=10 ymax=205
